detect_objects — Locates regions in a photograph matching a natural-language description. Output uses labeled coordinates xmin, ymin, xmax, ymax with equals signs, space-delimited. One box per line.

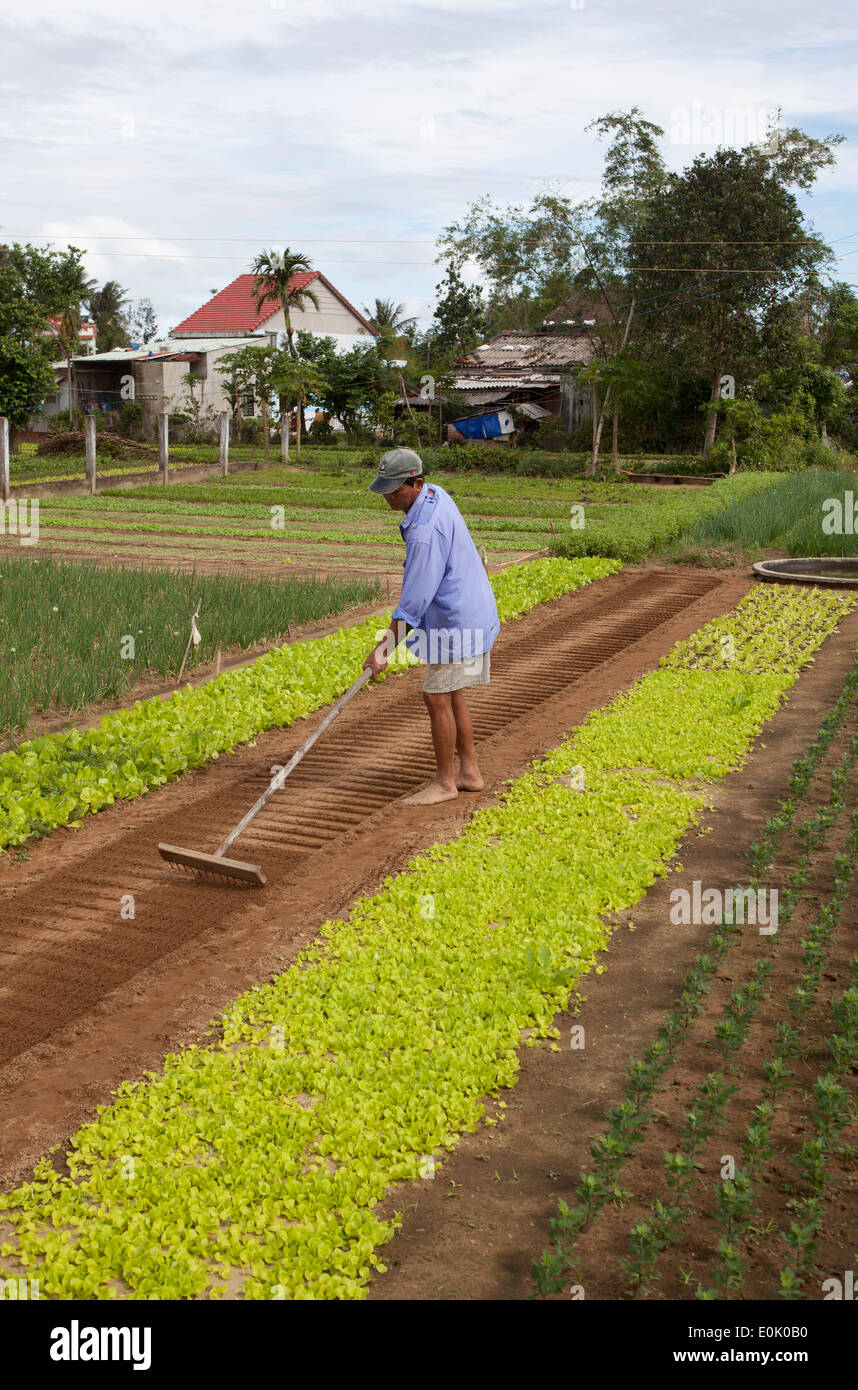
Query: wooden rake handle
xmin=215 ymin=666 xmax=374 ymax=859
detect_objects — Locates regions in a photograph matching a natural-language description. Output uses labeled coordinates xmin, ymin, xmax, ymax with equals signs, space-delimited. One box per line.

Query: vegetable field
xmin=0 ymin=557 xmax=617 ymax=850
xmin=1 ymin=578 xmax=856 ymax=1302
xmin=1 ymin=456 xmax=857 ymax=1313
xmin=3 ymin=464 xmax=780 ymax=577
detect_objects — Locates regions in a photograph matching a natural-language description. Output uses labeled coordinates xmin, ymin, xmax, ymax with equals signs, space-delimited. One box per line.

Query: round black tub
xmin=753 ymin=557 xmax=858 ymax=588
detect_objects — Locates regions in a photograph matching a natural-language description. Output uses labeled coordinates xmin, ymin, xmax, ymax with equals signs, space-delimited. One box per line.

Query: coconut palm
xmin=87 ymin=280 xmax=130 ymax=351
xmin=54 ymin=259 xmax=96 ymax=424
xmin=251 ymin=248 xmax=320 ymax=359
xmin=363 ymin=297 xmax=417 ymax=341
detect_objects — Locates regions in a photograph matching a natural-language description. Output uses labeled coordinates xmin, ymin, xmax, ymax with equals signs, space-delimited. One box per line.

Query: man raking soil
xmin=362 ymin=448 xmax=500 ymax=805
xmin=157 ymin=447 xmax=498 ymax=882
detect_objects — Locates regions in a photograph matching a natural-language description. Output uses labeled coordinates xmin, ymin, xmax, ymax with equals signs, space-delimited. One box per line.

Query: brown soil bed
xmin=0 ymin=531 xmax=521 ymax=584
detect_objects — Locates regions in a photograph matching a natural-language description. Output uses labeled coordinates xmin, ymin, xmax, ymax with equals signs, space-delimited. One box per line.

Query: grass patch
xmin=0 ymin=556 xmax=381 ymax=738
xmin=687 ymin=468 xmax=858 ymax=557
xmin=549 ymin=472 xmax=780 ymax=563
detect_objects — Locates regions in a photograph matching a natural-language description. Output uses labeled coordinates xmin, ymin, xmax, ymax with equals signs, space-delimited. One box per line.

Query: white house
xmin=47 ymin=271 xmax=379 ymax=428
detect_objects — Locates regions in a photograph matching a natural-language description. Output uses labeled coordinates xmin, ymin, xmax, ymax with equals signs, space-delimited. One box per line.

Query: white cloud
xmin=2 ymin=0 xmax=855 ymax=328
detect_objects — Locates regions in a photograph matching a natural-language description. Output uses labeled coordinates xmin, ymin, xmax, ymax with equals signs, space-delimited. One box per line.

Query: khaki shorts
xmin=422 ymin=651 xmax=491 ymax=694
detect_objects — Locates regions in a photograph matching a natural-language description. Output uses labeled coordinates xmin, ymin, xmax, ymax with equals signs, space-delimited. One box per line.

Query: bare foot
xmin=455 ymin=771 xmax=484 ymax=791
xmin=404 ymin=780 xmax=459 ymax=806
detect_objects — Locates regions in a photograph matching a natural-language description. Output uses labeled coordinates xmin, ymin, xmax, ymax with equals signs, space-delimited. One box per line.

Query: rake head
xmin=158 ymin=843 xmax=267 ymax=887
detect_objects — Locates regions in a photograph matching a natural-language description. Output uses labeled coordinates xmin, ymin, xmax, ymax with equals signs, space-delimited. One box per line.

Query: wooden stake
xmin=177 ymin=598 xmax=201 ymax=683
xmin=399 ymin=374 xmax=422 ymax=449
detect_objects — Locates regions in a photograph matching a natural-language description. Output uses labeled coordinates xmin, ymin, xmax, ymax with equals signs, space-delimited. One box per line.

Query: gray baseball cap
xmin=367 ymin=448 xmax=424 ymax=494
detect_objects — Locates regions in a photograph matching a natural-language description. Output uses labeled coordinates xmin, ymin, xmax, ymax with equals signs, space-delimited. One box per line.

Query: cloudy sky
xmin=2 ymin=0 xmax=857 ymax=335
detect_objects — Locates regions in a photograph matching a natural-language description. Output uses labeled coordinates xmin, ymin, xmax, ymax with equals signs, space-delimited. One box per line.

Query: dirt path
xmin=0 ymin=566 xmax=745 ymax=1187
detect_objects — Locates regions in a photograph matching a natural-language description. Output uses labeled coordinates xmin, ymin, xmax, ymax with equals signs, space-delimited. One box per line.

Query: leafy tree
xmin=631 ymin=139 xmax=836 ymax=454
xmin=269 ymin=357 xmax=328 ymax=459
xmin=581 ymin=353 xmax=662 ymax=470
xmin=813 ymin=281 xmax=858 ymax=376
xmin=51 ymin=255 xmax=96 ymax=426
xmin=800 ymin=362 xmax=848 ymax=440
xmin=363 ymin=297 xmax=417 ymax=344
xmin=179 ymin=370 xmax=206 ymax=435
xmin=295 ymin=332 xmax=393 ymax=441
xmin=0 ymin=242 xmax=90 ymax=439
xmin=87 ymin=280 xmax=130 ymax=351
xmin=754 ymin=117 xmax=843 ymax=191
xmin=583 ymin=107 xmax=667 ymax=285
xmin=428 ymin=263 xmax=485 ymax=359
xmin=251 ymin=248 xmax=320 ymax=359
xmin=437 ymin=192 xmax=583 ymax=331
xmin=217 ymin=345 xmax=280 ymax=462
xmin=127 ymin=296 xmax=159 ymax=345
xmin=217 ymin=358 xmax=244 ymax=430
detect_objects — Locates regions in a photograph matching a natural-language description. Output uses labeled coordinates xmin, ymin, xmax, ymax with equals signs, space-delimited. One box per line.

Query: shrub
xmin=117 ymin=401 xmax=145 ymax=438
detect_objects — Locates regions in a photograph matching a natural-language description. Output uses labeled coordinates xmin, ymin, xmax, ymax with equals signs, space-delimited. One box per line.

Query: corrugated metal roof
xmin=461 ymin=330 xmax=593 ymax=369
xmin=451 ymin=376 xmax=557 ymax=390
xmin=67 ymin=336 xmax=270 ymax=364
xmin=454 ymin=388 xmax=512 ymax=404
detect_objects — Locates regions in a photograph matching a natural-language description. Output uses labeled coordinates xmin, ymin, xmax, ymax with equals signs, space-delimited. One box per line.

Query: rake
xmin=158 ymin=667 xmax=374 ymax=887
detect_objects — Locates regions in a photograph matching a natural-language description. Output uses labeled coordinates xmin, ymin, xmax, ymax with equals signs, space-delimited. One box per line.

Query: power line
xmin=10 ymin=231 xmax=858 ymax=246
xmin=0 ymin=247 xmax=838 ymax=272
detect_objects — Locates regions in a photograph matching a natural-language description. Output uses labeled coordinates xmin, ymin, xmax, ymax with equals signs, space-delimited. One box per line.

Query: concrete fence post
xmin=219 ymin=411 xmax=230 ymax=476
xmin=0 ymin=417 xmax=9 ymax=501
xmin=281 ymin=414 xmax=289 ymax=463
xmin=158 ymin=412 xmax=169 ymax=485
xmin=85 ymin=415 xmax=97 ymax=495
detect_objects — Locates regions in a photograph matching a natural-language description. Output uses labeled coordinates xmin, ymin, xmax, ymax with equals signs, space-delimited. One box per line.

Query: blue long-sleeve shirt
xmin=391 ymin=483 xmax=500 ymax=663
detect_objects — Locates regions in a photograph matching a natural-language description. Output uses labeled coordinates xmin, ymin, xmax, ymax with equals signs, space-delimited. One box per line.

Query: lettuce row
xmin=0 ymin=584 xmax=849 ymax=1299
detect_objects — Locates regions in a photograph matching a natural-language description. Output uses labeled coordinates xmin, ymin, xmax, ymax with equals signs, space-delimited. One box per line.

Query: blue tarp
xmin=450 ymin=411 xmax=513 ymax=439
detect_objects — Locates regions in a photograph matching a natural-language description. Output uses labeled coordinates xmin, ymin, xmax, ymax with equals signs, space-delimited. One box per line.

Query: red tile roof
xmin=172 ymin=272 xmax=378 ymax=337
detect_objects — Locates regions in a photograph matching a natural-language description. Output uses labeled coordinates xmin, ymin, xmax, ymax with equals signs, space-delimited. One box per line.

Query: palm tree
xmin=55 ymin=260 xmax=96 ymax=425
xmin=87 ymin=280 xmax=130 ymax=351
xmin=363 ymin=297 xmax=417 ymax=341
xmin=251 ymin=248 xmax=320 ymax=359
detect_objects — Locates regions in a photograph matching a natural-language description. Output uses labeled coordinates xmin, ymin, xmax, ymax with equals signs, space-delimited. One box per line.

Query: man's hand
xmin=363 ymin=643 xmax=388 ymax=678
xmin=363 ymin=620 xmax=411 ymax=678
